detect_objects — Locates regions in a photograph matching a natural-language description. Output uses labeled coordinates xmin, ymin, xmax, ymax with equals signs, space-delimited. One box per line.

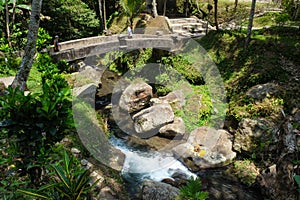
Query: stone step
xmin=168 ymin=18 xmax=198 ymax=24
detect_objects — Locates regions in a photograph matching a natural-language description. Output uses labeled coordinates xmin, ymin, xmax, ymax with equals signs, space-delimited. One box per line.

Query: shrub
xmin=275 ymin=13 xmax=290 ymax=26
xmin=177 ymin=177 xmax=208 ymax=200
xmin=18 ymin=151 xmax=98 ymax=200
xmin=0 ymin=54 xmax=73 ymax=184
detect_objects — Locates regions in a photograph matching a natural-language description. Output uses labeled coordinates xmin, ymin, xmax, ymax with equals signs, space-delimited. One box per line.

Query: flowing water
xmin=109 ymin=135 xmax=196 ymax=198
xmin=96 ymin=69 xmax=263 ymax=199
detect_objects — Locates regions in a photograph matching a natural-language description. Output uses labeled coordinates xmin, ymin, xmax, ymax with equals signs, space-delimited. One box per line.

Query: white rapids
xmin=109 ymin=136 xmax=196 ymax=182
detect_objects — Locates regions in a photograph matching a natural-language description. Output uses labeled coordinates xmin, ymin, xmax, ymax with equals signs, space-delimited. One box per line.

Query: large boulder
xmin=132 ymin=103 xmax=174 ymax=138
xmin=172 ymin=127 xmax=236 ymax=170
xmin=119 ymin=81 xmax=153 ymax=113
xmin=233 ymin=118 xmax=279 ymax=153
xmin=259 ymin=112 xmax=298 ymax=200
xmin=73 ymin=83 xmax=98 ymax=98
xmin=159 ymin=117 xmax=185 ymax=139
xmin=246 ymin=83 xmax=278 ymax=100
xmin=158 ymin=90 xmax=186 ymax=110
xmin=140 ymin=180 xmax=180 ymax=200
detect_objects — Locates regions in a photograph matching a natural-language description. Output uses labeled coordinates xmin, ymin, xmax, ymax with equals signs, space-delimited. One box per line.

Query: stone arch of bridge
xmin=50 ymin=34 xmax=189 ymax=62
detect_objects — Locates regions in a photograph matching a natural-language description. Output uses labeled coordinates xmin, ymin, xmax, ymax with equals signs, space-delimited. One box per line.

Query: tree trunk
xmin=184 ymin=0 xmax=189 ymax=17
xmin=98 ymin=0 xmax=104 ymax=33
xmin=5 ymin=0 xmax=11 ymax=47
xmin=234 ymin=0 xmax=238 ymax=12
xmin=11 ymin=0 xmax=17 ymax=32
xmin=11 ymin=0 xmax=43 ymax=91
xmin=152 ymin=0 xmax=158 ymax=17
xmin=245 ymin=0 xmax=256 ymax=49
xmin=163 ymin=0 xmax=167 ymax=16
xmin=103 ymin=0 xmax=107 ymax=30
xmin=292 ymin=0 xmax=300 ymax=20
xmin=214 ymin=0 xmax=219 ymax=30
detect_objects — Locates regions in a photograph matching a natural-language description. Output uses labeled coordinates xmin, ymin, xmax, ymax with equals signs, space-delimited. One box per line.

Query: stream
xmin=109 ymin=135 xmax=263 ymax=200
xmin=109 ymin=135 xmax=196 ymax=198
xmin=93 ymin=68 xmax=263 ymax=199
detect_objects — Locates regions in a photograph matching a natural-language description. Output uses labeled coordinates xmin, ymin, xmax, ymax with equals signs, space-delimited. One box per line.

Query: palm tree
xmin=152 ymin=0 xmax=158 ymax=18
xmin=245 ymin=0 xmax=256 ymax=48
xmin=120 ymin=0 xmax=145 ymax=25
xmin=103 ymin=0 xmax=107 ymax=30
xmin=98 ymin=0 xmax=104 ymax=32
xmin=163 ymin=0 xmax=167 ymax=16
xmin=214 ymin=0 xmax=219 ymax=30
xmin=5 ymin=0 xmax=11 ymax=46
xmin=11 ymin=0 xmax=43 ymax=91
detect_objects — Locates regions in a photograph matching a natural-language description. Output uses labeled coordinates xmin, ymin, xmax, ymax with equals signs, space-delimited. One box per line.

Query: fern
xmin=178 ymin=177 xmax=208 ymax=200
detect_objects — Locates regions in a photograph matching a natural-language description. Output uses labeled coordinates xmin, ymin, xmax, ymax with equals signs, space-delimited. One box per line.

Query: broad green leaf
xmin=294 ymin=175 xmax=300 ymax=186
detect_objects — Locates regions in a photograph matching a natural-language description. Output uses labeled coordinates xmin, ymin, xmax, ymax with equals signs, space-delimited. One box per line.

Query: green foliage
xmin=0 ymin=131 xmax=65 ymax=199
xmin=177 ymin=177 xmax=208 ymax=200
xmin=18 ymin=151 xmax=97 ymax=200
xmin=41 ymin=0 xmax=99 ymax=41
xmin=253 ymin=12 xmax=277 ymax=27
xmin=233 ymin=160 xmax=258 ymax=186
xmin=161 ymin=55 xmax=204 ymax=85
xmin=0 ymin=53 xmax=73 ymax=184
xmin=174 ymin=84 xmax=213 ymax=132
xmin=107 ymin=11 xmax=119 ymax=28
xmin=281 ymin=0 xmax=300 ymax=20
xmin=36 ymin=28 xmax=52 ymax=51
xmin=274 ymin=13 xmax=290 ymax=26
xmin=119 ymin=0 xmax=145 ymax=24
xmin=295 ymin=175 xmax=300 ymax=194
xmin=0 ymin=162 xmax=31 ymax=200
xmin=200 ymin=28 xmax=299 ymax=121
xmin=0 ymin=36 xmax=22 ymax=76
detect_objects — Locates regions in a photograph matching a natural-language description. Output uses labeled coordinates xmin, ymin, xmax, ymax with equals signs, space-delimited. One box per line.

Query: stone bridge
xmin=50 ymin=34 xmax=195 ymax=62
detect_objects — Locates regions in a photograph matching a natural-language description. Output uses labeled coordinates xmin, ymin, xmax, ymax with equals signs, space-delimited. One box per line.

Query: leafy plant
xmin=233 ymin=159 xmax=259 ymax=186
xmin=0 ymin=53 xmax=73 ymax=185
xmin=36 ymin=28 xmax=52 ymax=51
xmin=18 ymin=151 xmax=97 ymax=200
xmin=177 ymin=177 xmax=208 ymax=200
xmin=274 ymin=13 xmax=290 ymax=26
xmin=294 ymin=175 xmax=300 ymax=194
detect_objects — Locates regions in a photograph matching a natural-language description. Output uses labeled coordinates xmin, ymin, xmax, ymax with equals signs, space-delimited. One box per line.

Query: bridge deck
xmin=49 ymin=34 xmax=196 ymax=62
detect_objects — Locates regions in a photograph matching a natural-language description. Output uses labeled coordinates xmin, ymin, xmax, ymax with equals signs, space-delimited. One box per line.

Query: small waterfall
xmin=109 ymin=136 xmax=196 ymax=197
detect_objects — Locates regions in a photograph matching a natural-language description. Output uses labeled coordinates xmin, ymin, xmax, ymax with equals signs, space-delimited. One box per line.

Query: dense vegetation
xmin=0 ymin=0 xmax=299 ymax=199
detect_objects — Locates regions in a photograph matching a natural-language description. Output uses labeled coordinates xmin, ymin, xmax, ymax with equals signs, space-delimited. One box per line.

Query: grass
xmin=27 ymin=63 xmax=43 ymax=93
xmin=199 ymin=26 xmax=300 ymax=121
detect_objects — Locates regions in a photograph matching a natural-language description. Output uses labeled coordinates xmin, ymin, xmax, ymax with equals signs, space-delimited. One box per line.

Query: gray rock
xmin=172 ymin=127 xmax=236 ymax=170
xmin=133 ymin=103 xmax=174 ymax=138
xmin=90 ymin=170 xmax=104 ymax=189
xmin=73 ymin=83 xmax=98 ymax=99
xmin=159 ymin=90 xmax=186 ymax=110
xmin=159 ymin=117 xmax=185 ymax=139
xmin=233 ymin=118 xmax=279 ymax=152
xmin=81 ymin=159 xmax=89 ymax=166
xmin=97 ymin=186 xmax=118 ymax=200
xmin=119 ymin=81 xmax=153 ymax=113
xmin=71 ymin=147 xmax=81 ymax=154
xmin=246 ymin=83 xmax=278 ymax=100
xmin=140 ymin=180 xmax=180 ymax=200
xmin=73 ymin=67 xmax=102 ymax=87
